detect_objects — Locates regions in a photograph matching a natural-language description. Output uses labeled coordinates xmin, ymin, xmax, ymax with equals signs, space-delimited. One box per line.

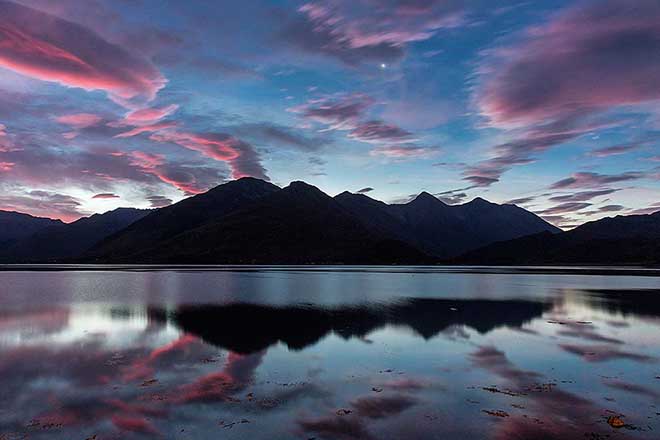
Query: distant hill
xmin=455 ymin=211 xmax=660 ymax=265
xmin=0 ymin=208 xmax=149 ymax=262
xmin=335 ymin=191 xmax=560 ymax=258
xmin=0 ymin=210 xmax=63 ymax=246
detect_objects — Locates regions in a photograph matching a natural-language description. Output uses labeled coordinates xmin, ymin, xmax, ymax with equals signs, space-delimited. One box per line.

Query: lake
xmin=0 ymin=266 xmax=659 ymax=439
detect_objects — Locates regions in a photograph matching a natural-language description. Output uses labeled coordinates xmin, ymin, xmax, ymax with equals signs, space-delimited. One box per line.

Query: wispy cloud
xmin=0 ymin=0 xmax=165 ymax=107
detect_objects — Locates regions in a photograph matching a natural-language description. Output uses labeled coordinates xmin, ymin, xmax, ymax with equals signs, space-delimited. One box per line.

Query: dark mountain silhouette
xmin=162 ymin=298 xmax=549 ymax=354
xmin=455 ymin=211 xmax=660 ymax=265
xmin=335 ymin=191 xmax=560 ymax=258
xmin=91 ymin=180 xmax=430 ymax=264
xmin=0 ymin=208 xmax=149 ymax=262
xmin=88 ymin=177 xmax=280 ymax=261
xmin=3 ymin=178 xmax=654 ymax=265
xmin=0 ymin=210 xmax=63 ymax=245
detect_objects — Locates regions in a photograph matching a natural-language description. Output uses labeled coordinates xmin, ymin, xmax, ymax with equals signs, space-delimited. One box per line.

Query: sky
xmin=0 ymin=0 xmax=659 ymax=227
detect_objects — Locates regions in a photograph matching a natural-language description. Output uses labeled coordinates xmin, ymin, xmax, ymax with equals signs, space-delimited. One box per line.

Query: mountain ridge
xmin=454 ymin=210 xmax=660 ymax=265
xmin=1 ymin=178 xmax=655 ymax=265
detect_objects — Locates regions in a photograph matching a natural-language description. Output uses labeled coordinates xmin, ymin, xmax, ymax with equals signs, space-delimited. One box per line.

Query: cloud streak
xmin=0 ymin=0 xmax=165 ymax=107
xmin=550 ymin=171 xmax=645 ymax=189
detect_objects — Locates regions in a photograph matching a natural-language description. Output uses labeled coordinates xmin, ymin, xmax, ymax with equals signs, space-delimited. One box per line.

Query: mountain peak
xmin=409 ymin=191 xmax=446 ymax=206
xmin=206 ymin=176 xmax=279 ymax=198
xmin=467 ymin=197 xmax=494 ymax=206
xmin=287 ymin=180 xmax=318 ymax=190
xmin=235 ymin=176 xmax=268 ymax=184
xmin=284 ymin=181 xmax=331 ymax=201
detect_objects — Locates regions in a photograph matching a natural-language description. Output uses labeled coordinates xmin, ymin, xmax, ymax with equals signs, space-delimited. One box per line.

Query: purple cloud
xmin=588 ymin=143 xmax=642 ymax=158
xmin=550 ymin=171 xmax=646 ymax=189
xmin=549 ymin=188 xmax=619 ymax=202
xmin=505 ymin=196 xmax=535 ymax=205
xmin=348 ymin=120 xmax=415 ymax=144
xmin=583 ymin=204 xmax=625 ymax=216
xmin=537 ymin=202 xmax=592 ymax=216
xmin=288 ymin=93 xmax=374 ymax=130
xmin=92 ymin=193 xmax=120 ymax=200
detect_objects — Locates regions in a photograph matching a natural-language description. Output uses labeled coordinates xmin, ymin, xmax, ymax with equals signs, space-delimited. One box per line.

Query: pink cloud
xmin=114 ymin=121 xmax=178 ymax=138
xmin=128 ymin=150 xmax=220 ymax=194
xmin=54 ymin=113 xmax=102 ymax=129
xmin=110 ymin=104 xmax=179 ymax=129
xmin=0 ymin=0 xmax=165 ymax=107
xmin=0 ymin=161 xmax=15 ymax=171
xmin=149 ymin=130 xmax=268 ymax=180
xmin=123 ymin=104 xmax=178 ymax=124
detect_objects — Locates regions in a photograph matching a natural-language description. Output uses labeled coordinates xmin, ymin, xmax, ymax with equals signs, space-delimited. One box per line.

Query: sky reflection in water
xmin=0 ymin=267 xmax=659 ymax=439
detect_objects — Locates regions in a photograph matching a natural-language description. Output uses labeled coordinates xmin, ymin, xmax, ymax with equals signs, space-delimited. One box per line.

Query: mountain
xmin=87 ymin=177 xmax=280 ymax=261
xmin=1 ymin=178 xmax=564 ymax=264
xmin=336 ymin=191 xmax=560 ymax=258
xmin=0 ymin=210 xmax=63 ymax=245
xmin=90 ymin=180 xmax=430 ymax=264
xmin=0 ymin=208 xmax=150 ymax=262
xmin=455 ymin=211 xmax=660 ymax=265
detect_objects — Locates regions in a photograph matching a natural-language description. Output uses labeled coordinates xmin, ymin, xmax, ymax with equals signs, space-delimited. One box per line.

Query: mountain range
xmin=0 ymin=177 xmax=657 ymax=265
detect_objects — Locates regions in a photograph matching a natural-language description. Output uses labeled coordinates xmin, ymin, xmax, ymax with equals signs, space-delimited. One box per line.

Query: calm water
xmin=0 ymin=266 xmax=659 ymax=440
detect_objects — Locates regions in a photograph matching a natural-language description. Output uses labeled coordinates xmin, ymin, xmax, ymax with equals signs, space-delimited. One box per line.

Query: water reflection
xmin=0 ymin=270 xmax=658 ymax=439
xmin=166 ymin=298 xmax=548 ymax=354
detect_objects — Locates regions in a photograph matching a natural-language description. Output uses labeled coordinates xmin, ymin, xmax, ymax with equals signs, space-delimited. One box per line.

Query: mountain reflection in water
xmin=165 ymin=298 xmax=549 ymax=354
xmin=0 ymin=269 xmax=658 ymax=440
